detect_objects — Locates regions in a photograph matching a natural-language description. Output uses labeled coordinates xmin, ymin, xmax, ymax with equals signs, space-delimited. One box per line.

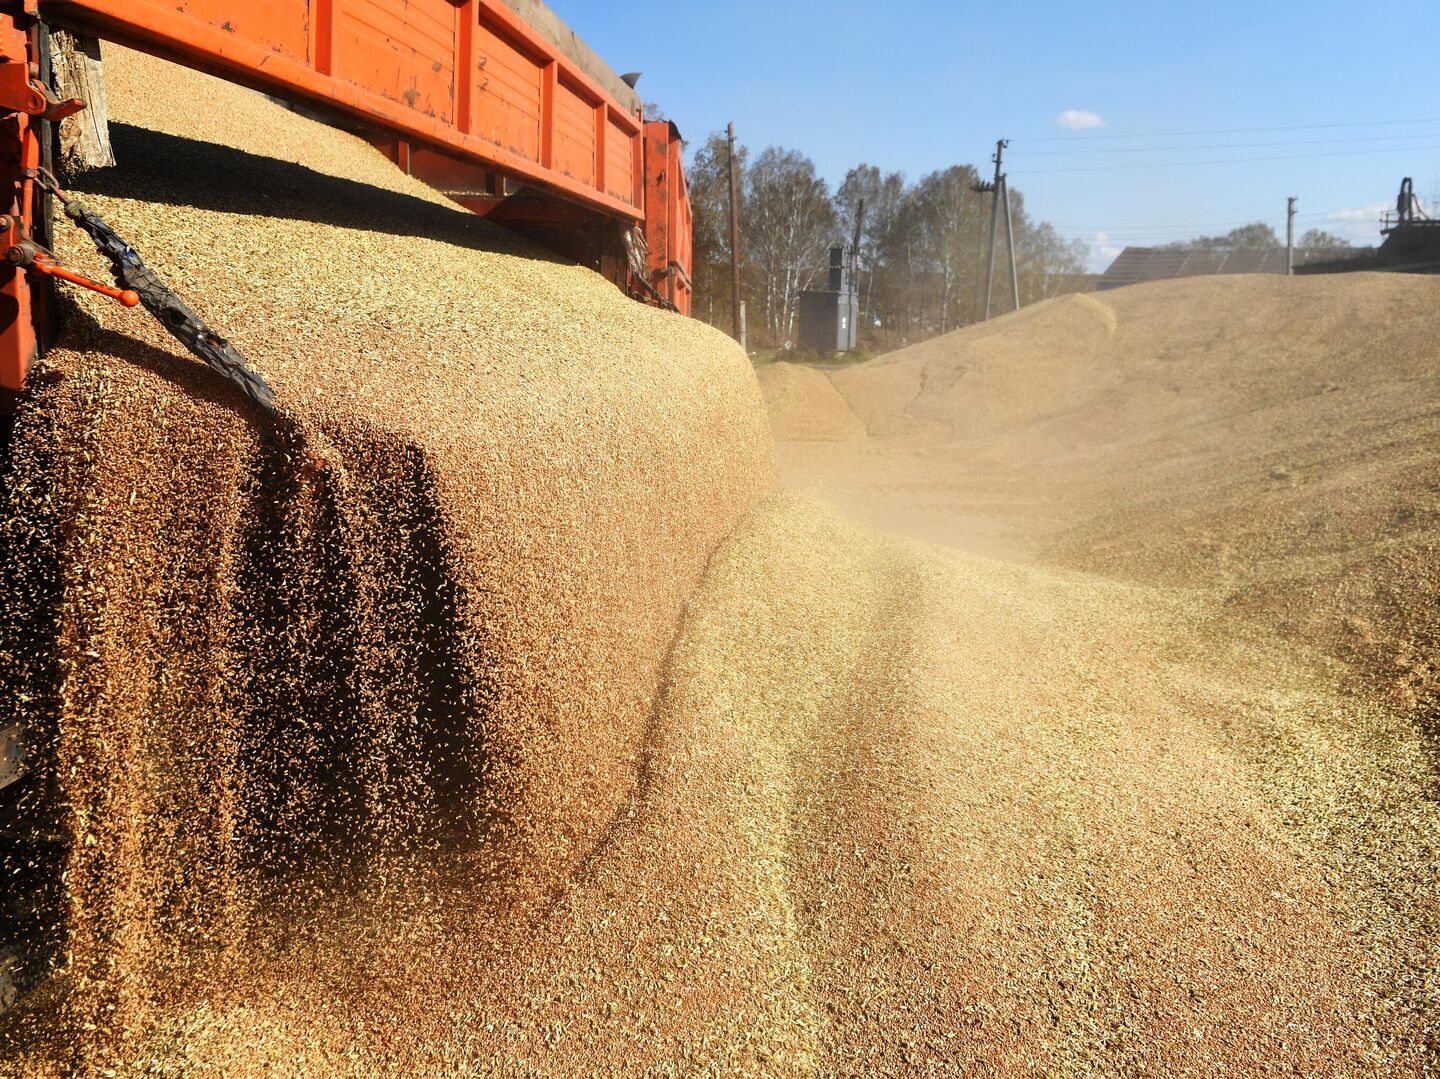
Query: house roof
xmin=1096 ymin=246 xmax=1373 ymax=290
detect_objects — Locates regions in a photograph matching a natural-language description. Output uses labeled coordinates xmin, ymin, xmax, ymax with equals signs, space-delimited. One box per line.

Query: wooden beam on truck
xmin=49 ymin=29 xmax=113 ymax=171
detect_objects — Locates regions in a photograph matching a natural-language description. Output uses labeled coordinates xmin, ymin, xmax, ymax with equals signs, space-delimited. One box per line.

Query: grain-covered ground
xmin=0 ymin=43 xmax=1437 ymax=1079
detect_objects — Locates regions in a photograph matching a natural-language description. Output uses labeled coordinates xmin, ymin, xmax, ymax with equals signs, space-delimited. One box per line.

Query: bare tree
xmin=1162 ymin=221 xmax=1280 ymax=250
xmin=688 ymin=132 xmax=747 ymax=334
xmin=910 ymin=165 xmax=986 ymax=331
xmin=1298 ymin=228 xmax=1352 ymax=249
xmin=1004 ymin=188 xmax=1087 ymax=300
xmin=743 ymin=147 xmax=837 ymax=345
xmin=685 ymin=135 xmax=1089 ymax=349
xmin=837 ymin=164 xmax=908 ymax=336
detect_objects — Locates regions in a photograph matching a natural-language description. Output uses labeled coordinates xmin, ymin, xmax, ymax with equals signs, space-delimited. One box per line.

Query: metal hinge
xmin=0 ymin=59 xmax=81 ymax=120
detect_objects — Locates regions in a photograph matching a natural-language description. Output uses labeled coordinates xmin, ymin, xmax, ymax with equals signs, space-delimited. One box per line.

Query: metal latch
xmin=0 ymin=59 xmax=82 ymax=120
xmin=0 ymin=211 xmax=139 ymax=308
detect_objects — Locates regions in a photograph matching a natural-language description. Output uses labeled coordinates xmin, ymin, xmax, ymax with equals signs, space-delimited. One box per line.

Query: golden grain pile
xmin=753 ymin=362 xmax=866 ymax=442
xmin=0 ymin=43 xmax=773 ymax=1072
xmin=0 ymin=42 xmax=1437 ymax=1079
xmin=773 ymin=284 xmax=1440 ymax=709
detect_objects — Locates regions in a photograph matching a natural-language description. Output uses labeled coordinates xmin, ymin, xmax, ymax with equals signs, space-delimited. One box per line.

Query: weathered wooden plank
xmin=51 ymin=28 xmax=115 ymax=171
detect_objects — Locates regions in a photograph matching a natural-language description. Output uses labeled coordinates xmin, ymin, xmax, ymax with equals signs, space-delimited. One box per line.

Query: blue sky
xmin=547 ymin=0 xmax=1440 ymax=270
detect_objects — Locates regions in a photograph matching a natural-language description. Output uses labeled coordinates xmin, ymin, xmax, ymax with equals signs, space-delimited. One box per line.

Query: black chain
xmin=31 ymin=168 xmax=278 ymax=417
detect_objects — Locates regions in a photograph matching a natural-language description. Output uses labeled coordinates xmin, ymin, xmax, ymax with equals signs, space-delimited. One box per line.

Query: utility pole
xmin=981 ymin=138 xmax=1007 ymax=320
xmin=1001 ymin=175 xmax=1019 ymax=313
xmin=727 ymin=122 xmax=744 ymax=348
xmin=850 ymin=198 xmax=866 ymax=350
xmin=850 ymin=197 xmax=865 ymax=286
xmin=1286 ymin=196 xmax=1296 ymax=276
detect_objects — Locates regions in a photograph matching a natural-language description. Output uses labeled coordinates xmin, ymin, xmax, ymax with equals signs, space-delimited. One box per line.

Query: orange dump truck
xmin=0 ymin=0 xmax=694 ymax=404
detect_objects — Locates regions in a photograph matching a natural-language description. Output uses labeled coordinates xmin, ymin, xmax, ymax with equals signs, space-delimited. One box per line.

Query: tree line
xmin=684 ymin=133 xmax=1089 ymax=352
xmin=1160 ymin=222 xmax=1352 ymax=251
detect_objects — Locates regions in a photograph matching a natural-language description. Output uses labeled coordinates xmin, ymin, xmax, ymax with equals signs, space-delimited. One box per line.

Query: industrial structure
xmin=1372 ymin=177 xmax=1440 ymax=272
xmin=798 ymin=244 xmax=860 ymax=353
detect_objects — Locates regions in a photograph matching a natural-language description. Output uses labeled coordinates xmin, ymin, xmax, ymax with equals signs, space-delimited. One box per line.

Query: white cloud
xmin=1057 ymin=109 xmax=1105 ymax=131
xmin=1086 ymin=231 xmax=1124 ymax=273
xmin=1325 ymin=201 xmax=1387 ymax=224
xmin=1323 ymin=201 xmax=1389 ymax=244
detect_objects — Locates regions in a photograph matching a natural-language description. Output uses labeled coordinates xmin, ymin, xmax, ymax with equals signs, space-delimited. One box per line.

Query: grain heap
xmin=762 ymin=282 xmax=1440 ymax=1072
xmin=753 ymin=362 xmax=866 ymax=442
xmin=0 ymin=43 xmax=773 ymax=1071
xmin=771 ymin=284 xmax=1440 ymax=709
xmin=1 ymin=41 xmax=1437 ymax=1079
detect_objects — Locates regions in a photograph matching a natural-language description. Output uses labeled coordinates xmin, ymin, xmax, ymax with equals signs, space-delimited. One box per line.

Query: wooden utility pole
xmin=1001 ymin=176 xmax=1019 ymax=313
xmin=1286 ymin=196 xmax=1297 ymax=275
xmin=982 ymin=138 xmax=1007 ymax=321
xmin=850 ymin=197 xmax=866 ymax=347
xmin=850 ymin=198 xmax=866 ymax=272
xmin=727 ymin=122 xmax=744 ymax=348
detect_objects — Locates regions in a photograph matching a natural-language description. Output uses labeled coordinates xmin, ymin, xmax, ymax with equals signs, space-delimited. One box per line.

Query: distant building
xmin=1098 ymin=177 xmax=1440 ymax=289
xmin=1095 ymin=246 xmax=1371 ymax=291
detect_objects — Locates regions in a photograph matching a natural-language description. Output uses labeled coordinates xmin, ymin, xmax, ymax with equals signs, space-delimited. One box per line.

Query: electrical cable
xmin=1012 ymin=131 xmax=1440 ymax=156
xmin=1012 ymin=117 xmax=1440 ymax=143
xmin=1019 ymin=144 xmax=1440 ymax=175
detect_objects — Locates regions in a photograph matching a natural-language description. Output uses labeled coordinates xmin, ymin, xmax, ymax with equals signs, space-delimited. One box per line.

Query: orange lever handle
xmin=32 ymin=255 xmax=140 ymax=308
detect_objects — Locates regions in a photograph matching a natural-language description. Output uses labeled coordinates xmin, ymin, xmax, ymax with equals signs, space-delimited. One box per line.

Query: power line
xmin=1020 ymin=144 xmax=1440 ymax=175
xmin=1051 ymin=214 xmax=1365 ymax=233
xmin=1012 ymin=116 xmax=1440 ymax=143
xmin=1050 ymin=213 xmax=1281 ymax=231
xmin=1051 ymin=224 xmax=1272 ymax=235
xmin=1052 ymin=213 xmax=1380 ymax=234
xmin=1040 ymin=198 xmax=1284 ymax=231
xmin=1052 ymin=226 xmax=1272 ymax=236
xmin=1011 ymin=131 xmax=1440 ymax=156
xmin=1045 ymin=197 xmax=1389 ymax=238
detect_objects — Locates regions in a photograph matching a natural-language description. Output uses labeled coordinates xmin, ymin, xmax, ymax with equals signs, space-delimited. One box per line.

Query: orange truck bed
xmin=0 ymin=0 xmax=693 ymax=399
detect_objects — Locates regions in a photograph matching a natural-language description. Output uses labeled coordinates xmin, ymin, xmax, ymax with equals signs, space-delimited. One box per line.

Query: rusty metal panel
xmin=602 ymin=112 xmax=634 ymax=204
xmin=641 ymin=120 xmax=692 ymax=315
xmin=472 ymin=11 xmax=542 ymax=162
xmin=672 ymin=142 xmax=693 ymax=313
xmin=492 ymin=0 xmax=638 ymax=113
xmin=551 ymin=76 xmax=594 ymax=186
xmin=332 ymin=0 xmax=457 ymax=123
xmin=46 ymin=0 xmax=647 ymax=220
xmin=0 ymin=0 xmax=693 ymax=402
xmin=168 ymin=0 xmax=311 ymax=61
xmin=0 ymin=13 xmax=36 ymax=396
